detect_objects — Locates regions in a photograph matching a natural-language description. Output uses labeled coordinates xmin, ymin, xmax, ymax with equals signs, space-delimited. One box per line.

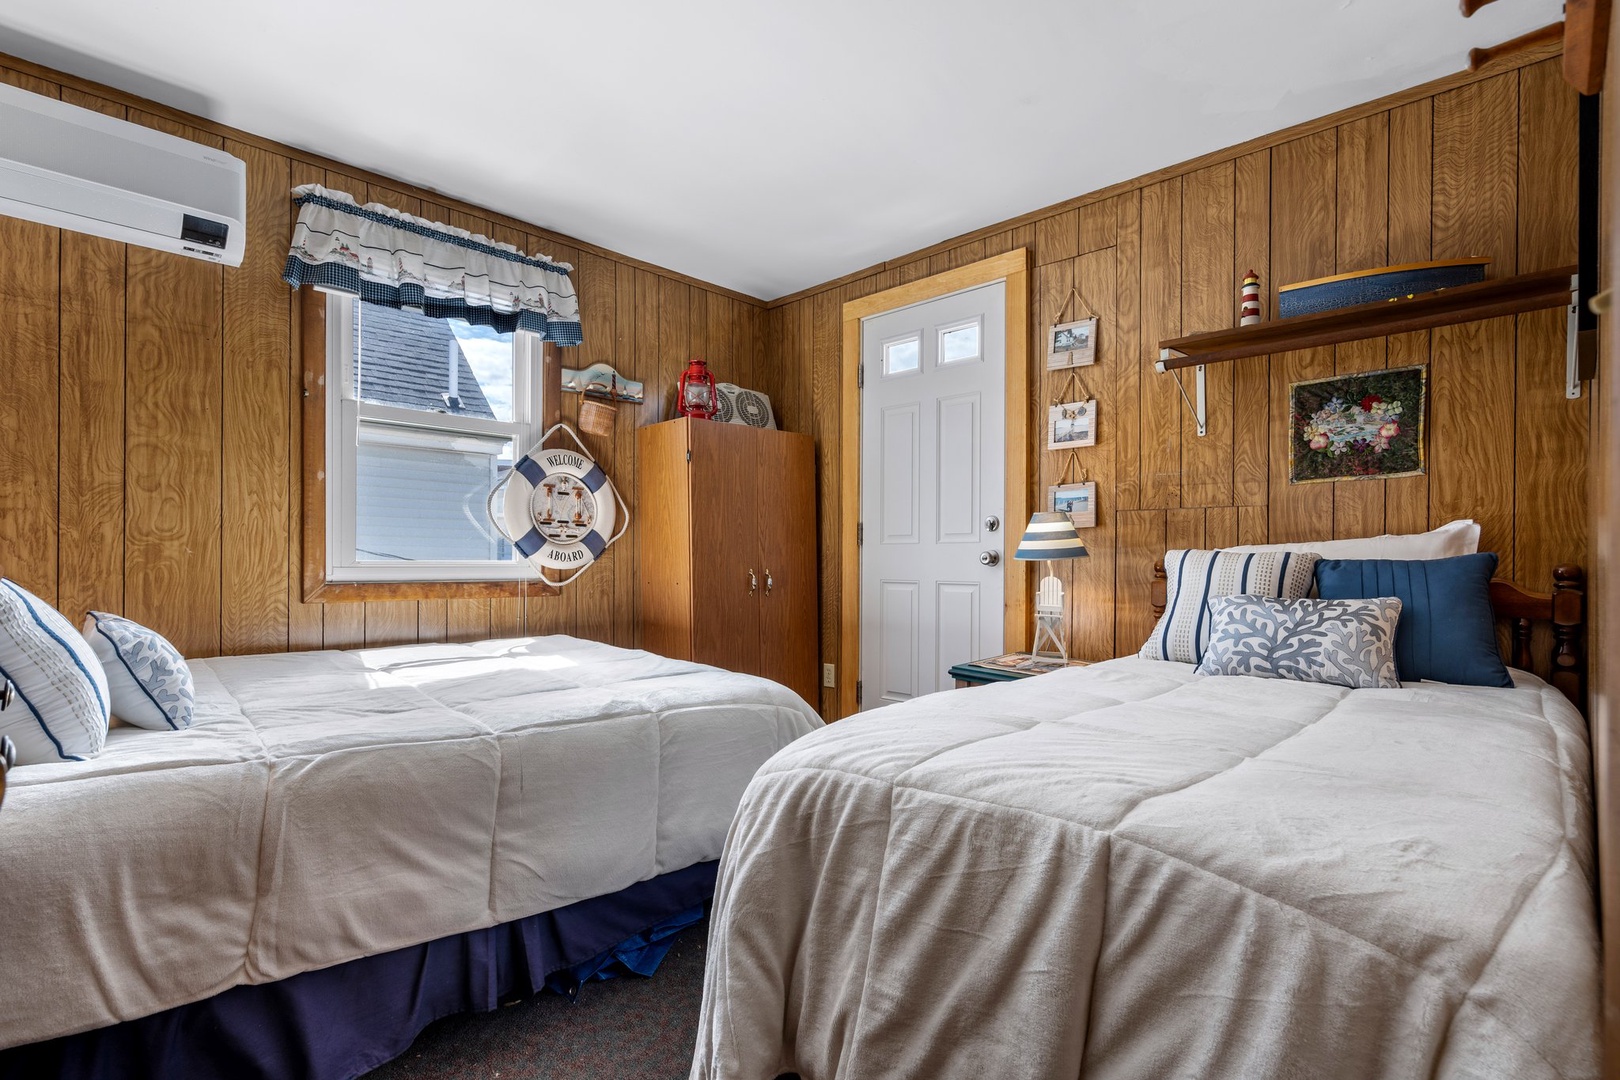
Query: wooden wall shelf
xmin=1157 ymin=265 xmax=1577 ymax=370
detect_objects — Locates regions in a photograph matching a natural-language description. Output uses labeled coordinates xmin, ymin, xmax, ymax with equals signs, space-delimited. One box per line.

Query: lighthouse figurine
xmin=1240 ymin=271 xmax=1262 ymax=326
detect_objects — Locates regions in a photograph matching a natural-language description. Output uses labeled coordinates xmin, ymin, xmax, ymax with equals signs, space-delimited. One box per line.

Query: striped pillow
xmin=0 ymin=579 xmax=110 ymax=764
xmin=1139 ymin=549 xmax=1321 ymax=665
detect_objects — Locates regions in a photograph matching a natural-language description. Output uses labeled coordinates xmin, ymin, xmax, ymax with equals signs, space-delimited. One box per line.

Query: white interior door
xmin=859 ymin=282 xmax=1006 ymax=709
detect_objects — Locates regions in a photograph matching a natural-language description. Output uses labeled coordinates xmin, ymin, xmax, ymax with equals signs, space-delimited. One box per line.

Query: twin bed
xmin=0 ymin=634 xmax=821 ymax=1077
xmin=692 ymin=563 xmax=1600 ymax=1080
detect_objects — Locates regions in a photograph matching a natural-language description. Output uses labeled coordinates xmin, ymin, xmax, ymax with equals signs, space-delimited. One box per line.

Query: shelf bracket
xmin=1157 ymin=350 xmax=1206 ymax=437
xmin=1566 ymin=273 xmax=1584 ymax=401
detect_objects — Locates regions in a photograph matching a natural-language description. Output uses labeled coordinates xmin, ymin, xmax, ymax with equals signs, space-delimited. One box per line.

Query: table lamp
xmin=1013 ymin=512 xmax=1089 ymax=662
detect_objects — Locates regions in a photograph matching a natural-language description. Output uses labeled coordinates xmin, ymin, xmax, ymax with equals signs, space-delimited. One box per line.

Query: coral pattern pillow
xmin=82 ymin=612 xmax=194 ymax=730
xmin=0 ymin=579 xmax=109 ymax=763
xmin=1314 ymin=553 xmax=1512 ymax=688
xmin=1141 ymin=549 xmax=1320 ymax=665
xmin=1195 ymin=595 xmax=1403 ymax=689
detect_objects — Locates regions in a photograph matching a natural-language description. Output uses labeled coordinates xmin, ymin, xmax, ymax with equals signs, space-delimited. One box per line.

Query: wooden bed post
xmin=1507 ymin=615 xmax=1536 ymax=673
xmin=0 ymin=681 xmax=12 ymax=811
xmin=1552 ymin=565 xmax=1587 ymax=706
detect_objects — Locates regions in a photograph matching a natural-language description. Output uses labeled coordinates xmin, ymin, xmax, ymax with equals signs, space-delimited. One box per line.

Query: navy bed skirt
xmin=0 ymin=861 xmax=718 ymax=1080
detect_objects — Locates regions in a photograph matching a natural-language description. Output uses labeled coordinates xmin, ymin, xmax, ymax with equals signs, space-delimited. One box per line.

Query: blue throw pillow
xmin=1314 ymin=553 xmax=1511 ymax=687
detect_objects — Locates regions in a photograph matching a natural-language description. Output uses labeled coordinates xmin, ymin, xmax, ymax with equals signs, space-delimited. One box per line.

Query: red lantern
xmin=677 ymin=357 xmax=718 ymax=420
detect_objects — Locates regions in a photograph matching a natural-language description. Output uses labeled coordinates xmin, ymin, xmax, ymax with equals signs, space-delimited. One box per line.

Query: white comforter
xmin=0 ymin=635 xmax=821 ymax=1049
xmin=692 ymin=658 xmax=1599 ymax=1080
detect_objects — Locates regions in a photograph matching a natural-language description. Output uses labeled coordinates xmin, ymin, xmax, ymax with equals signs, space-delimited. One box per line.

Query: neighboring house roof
xmin=356 ymin=303 xmax=495 ymax=419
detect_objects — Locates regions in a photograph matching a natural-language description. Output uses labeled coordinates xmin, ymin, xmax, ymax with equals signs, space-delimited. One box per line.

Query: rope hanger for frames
xmin=1053 ymin=285 xmax=1096 ymax=326
xmin=1050 ymin=367 xmax=1093 ymax=406
xmin=1055 ymin=450 xmax=1089 ymax=486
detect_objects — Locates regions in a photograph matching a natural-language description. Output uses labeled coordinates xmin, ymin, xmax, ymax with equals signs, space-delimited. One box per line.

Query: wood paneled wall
xmin=0 ymin=56 xmax=769 ymax=659
xmin=769 ymin=54 xmax=1590 ymax=719
xmin=0 ymin=49 xmax=1595 ymax=725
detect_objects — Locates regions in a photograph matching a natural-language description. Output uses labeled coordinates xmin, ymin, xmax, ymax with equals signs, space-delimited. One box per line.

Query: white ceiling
xmin=0 ymin=0 xmax=1564 ymax=300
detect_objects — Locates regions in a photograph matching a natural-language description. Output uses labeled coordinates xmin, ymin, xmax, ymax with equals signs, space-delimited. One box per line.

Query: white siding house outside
xmin=355 ymin=425 xmax=512 ymax=563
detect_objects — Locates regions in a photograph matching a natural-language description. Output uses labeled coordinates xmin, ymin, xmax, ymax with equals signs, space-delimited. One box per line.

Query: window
xmin=938 ymin=318 xmax=982 ymax=364
xmin=882 ymin=332 xmax=921 ymax=376
xmin=325 ymin=294 xmax=543 ymax=583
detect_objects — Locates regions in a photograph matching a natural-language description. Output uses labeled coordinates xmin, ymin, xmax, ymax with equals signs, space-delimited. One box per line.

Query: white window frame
xmin=880 ymin=329 xmax=923 ymax=378
xmin=937 ymin=315 xmax=984 ymax=365
xmin=324 ymin=292 xmax=543 ymax=583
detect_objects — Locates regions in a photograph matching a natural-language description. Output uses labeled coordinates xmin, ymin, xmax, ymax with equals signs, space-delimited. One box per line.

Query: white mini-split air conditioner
xmin=0 ymin=81 xmax=246 ymax=266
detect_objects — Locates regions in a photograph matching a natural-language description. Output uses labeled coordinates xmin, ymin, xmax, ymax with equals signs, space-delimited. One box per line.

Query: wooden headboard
xmin=1149 ymin=562 xmax=1587 ymax=706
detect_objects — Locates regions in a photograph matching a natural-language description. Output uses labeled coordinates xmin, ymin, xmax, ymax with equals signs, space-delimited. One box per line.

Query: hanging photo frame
xmin=1049 ymin=451 xmax=1098 ymax=529
xmin=1048 ymin=398 xmax=1097 ymax=450
xmin=1049 ymin=481 xmax=1098 ymax=529
xmin=1047 ymin=285 xmax=1099 ymax=370
xmin=1048 ymin=317 xmax=1098 ymax=369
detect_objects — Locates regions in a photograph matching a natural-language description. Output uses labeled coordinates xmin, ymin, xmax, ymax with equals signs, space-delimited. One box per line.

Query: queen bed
xmin=0 ymin=633 xmax=821 ymax=1077
xmin=691 ymin=559 xmax=1598 ymax=1079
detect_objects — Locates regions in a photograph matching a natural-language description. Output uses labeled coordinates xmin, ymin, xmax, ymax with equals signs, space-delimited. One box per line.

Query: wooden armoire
xmin=638 ymin=418 xmax=819 ymax=707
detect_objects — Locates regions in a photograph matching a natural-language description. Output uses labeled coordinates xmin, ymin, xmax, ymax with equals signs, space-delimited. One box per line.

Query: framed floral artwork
xmin=1288 ymin=364 xmax=1427 ymax=484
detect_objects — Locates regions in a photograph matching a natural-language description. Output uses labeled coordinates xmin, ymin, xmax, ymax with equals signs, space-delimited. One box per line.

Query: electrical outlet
xmin=822 ymin=663 xmax=836 ymax=688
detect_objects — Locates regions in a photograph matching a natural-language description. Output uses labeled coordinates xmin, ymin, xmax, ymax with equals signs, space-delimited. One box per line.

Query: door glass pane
xmin=939 ymin=320 xmax=981 ymax=364
xmin=883 ymin=334 xmax=921 ymax=376
xmin=352 ymin=299 xmax=515 ymax=422
xmin=354 ymin=421 xmax=514 ymax=562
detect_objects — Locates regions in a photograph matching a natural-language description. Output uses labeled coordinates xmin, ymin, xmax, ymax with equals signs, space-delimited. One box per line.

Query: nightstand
xmin=948 ymin=653 xmax=1090 ymax=688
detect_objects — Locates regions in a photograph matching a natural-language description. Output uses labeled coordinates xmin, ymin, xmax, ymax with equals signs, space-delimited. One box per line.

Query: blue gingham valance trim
xmin=282 ymin=185 xmax=583 ymax=345
xmin=281 ymin=259 xmax=583 ymax=343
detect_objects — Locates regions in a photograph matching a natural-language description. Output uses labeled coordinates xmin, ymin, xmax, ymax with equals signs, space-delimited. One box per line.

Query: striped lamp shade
xmin=1014 ymin=512 xmax=1089 ymax=561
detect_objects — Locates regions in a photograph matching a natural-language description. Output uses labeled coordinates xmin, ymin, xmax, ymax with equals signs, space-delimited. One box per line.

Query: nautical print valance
xmin=282 ymin=185 xmax=582 ymax=344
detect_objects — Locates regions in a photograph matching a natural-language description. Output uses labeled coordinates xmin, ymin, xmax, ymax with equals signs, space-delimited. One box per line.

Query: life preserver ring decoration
xmin=489 ymin=423 xmax=629 ymax=587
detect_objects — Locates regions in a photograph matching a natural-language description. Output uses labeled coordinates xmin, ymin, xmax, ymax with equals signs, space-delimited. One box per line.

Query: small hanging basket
xmin=578 ymin=374 xmax=620 ymax=436
xmin=579 ymin=391 xmax=618 ymax=436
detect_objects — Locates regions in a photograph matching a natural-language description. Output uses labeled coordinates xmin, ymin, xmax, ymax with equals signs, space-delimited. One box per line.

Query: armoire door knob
xmin=764 ymin=569 xmax=774 ymax=594
xmin=748 ymin=569 xmax=758 ymax=595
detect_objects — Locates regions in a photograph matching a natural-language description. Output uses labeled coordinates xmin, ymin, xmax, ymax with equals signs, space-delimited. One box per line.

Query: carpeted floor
xmin=365 ymin=919 xmax=711 ymax=1080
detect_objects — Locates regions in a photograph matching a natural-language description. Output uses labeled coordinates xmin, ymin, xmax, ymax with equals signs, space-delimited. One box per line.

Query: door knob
xmin=984 ymin=516 xmax=1000 ymax=532
xmin=748 ymin=569 xmax=758 ymax=595
xmin=979 ymin=550 xmax=1001 ymax=566
xmin=764 ymin=569 xmax=774 ymax=594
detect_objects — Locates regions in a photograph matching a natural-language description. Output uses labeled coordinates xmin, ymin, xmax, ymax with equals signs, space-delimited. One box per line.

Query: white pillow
xmin=82 ymin=612 xmax=195 ymax=731
xmin=0 ymin=579 xmax=110 ymax=764
xmin=1220 ymin=518 xmax=1479 ymax=561
xmin=1141 ymin=549 xmax=1320 ymax=665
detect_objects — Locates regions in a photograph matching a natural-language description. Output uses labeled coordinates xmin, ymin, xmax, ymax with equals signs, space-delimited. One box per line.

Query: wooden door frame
xmin=838 ymin=249 xmax=1031 ymax=718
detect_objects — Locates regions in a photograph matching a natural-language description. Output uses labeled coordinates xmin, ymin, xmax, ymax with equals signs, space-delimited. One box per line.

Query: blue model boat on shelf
xmin=1277 ymin=257 xmax=1490 ymax=318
